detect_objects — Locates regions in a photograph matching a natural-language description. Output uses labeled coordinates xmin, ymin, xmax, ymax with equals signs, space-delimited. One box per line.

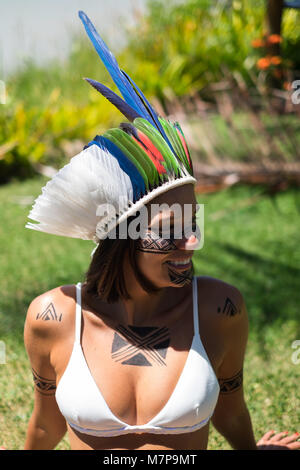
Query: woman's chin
xmin=164 ymin=264 xmax=194 ymax=287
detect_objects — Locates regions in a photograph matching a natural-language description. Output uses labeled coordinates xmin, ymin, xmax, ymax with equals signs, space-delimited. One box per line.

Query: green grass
xmin=0 ymin=177 xmax=299 ymax=450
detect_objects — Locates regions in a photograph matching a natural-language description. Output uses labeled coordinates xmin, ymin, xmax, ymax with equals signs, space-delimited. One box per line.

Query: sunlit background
xmin=0 ymin=0 xmax=147 ymax=77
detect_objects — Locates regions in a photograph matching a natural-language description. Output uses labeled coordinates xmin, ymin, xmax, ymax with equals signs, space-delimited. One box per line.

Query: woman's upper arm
xmin=24 ymin=294 xmax=57 ymax=385
xmin=24 ymin=293 xmax=67 ymax=431
xmin=216 ymin=287 xmax=249 ymax=382
xmin=212 ymin=287 xmax=249 ymax=421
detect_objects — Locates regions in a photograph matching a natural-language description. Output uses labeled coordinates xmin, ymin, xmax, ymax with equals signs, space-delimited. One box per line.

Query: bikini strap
xmin=74 ymin=282 xmax=82 ymax=344
xmin=192 ymin=276 xmax=200 ymax=337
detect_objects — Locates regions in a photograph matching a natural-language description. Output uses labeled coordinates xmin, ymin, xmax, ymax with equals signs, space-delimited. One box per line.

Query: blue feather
xmin=84 ymin=78 xmax=140 ymax=122
xmin=78 ymin=10 xmax=177 ymax=157
xmin=78 ymin=11 xmax=153 ymax=125
xmin=85 ymin=137 xmax=145 ymax=203
xmin=121 ymin=70 xmax=176 ymax=155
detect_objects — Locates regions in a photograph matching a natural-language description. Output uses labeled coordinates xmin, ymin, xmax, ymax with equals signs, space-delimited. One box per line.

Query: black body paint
xmin=137 ymin=229 xmax=194 ymax=285
xmin=218 ymin=368 xmax=243 ymax=394
xmin=36 ymin=303 xmax=62 ymax=322
xmin=217 ymin=297 xmax=241 ymax=317
xmin=137 ymin=230 xmax=177 ymax=254
xmin=167 ymin=265 xmax=193 ymax=286
xmin=111 ymin=325 xmax=170 ymax=366
xmin=32 ymin=368 xmax=56 ymax=395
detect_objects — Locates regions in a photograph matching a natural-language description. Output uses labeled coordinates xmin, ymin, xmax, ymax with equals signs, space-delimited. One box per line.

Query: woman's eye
xmin=183 ymin=221 xmax=198 ymax=236
xmin=158 ymin=229 xmax=175 ymax=239
xmin=155 ymin=220 xmax=197 ymax=239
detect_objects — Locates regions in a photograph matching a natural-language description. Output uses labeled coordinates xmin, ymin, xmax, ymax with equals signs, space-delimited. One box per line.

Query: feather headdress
xmin=25 ymin=11 xmax=196 ymax=244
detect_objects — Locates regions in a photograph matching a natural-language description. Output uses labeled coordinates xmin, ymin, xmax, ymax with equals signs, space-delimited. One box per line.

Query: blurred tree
xmin=265 ymin=0 xmax=284 ymax=56
xmin=264 ymin=0 xmax=284 ymax=87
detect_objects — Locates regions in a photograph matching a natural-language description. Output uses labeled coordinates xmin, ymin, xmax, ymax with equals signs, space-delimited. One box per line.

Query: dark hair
xmin=84 ymin=217 xmax=160 ymax=303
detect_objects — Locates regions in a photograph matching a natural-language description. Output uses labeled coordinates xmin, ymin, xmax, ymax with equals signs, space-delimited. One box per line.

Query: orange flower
xmin=283 ymin=81 xmax=291 ymax=91
xmin=186 ymin=20 xmax=196 ymax=31
xmin=270 ymin=56 xmax=282 ymax=65
xmin=252 ymin=38 xmax=265 ymax=48
xmin=268 ymin=34 xmax=282 ymax=44
xmin=257 ymin=57 xmax=271 ymax=70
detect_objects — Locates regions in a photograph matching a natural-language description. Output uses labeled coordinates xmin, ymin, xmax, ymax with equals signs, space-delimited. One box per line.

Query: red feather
xmin=132 ymin=131 xmax=167 ymax=174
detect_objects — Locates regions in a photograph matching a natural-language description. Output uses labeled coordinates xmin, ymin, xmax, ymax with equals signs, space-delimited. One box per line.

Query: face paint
xmin=137 ymin=229 xmax=194 ymax=286
xmin=137 ymin=229 xmax=178 ymax=254
xmin=167 ymin=263 xmax=194 ymax=286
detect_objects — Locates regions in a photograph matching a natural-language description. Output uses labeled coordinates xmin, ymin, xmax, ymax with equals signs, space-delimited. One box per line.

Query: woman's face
xmin=136 ymin=184 xmax=199 ymax=288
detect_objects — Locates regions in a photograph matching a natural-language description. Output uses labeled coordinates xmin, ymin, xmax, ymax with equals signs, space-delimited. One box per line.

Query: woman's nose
xmin=177 ymin=232 xmax=201 ymax=251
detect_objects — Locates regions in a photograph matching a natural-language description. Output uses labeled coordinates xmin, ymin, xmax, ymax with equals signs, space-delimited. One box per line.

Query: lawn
xmin=0 ymin=176 xmax=299 ymax=450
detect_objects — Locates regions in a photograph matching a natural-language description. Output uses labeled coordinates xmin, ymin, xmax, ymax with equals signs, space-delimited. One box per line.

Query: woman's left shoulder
xmin=195 ymin=275 xmax=246 ymax=323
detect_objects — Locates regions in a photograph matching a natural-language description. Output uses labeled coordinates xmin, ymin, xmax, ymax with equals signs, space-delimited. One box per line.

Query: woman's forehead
xmin=147 ymin=184 xmax=196 ymax=207
xmin=146 ymin=184 xmax=197 ymax=226
xmin=148 ymin=203 xmax=197 ymax=226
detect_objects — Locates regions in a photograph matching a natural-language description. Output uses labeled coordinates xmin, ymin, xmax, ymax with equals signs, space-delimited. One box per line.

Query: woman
xmin=21 ymin=11 xmax=299 ymax=451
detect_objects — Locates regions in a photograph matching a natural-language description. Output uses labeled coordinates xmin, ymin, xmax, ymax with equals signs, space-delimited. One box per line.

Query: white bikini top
xmin=55 ymin=277 xmax=220 ymax=437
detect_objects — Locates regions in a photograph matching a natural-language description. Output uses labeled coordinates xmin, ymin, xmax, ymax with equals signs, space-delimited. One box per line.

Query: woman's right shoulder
xmin=24 ymin=284 xmax=78 ymax=342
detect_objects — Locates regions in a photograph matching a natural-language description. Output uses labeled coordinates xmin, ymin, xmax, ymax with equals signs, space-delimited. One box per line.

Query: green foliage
xmin=281 ymin=7 xmax=300 ymax=71
xmin=121 ymin=0 xmax=265 ymax=99
xmin=1 ymin=0 xmax=299 ymax=184
xmin=0 ymin=70 xmax=122 ymax=184
xmin=122 ymin=0 xmax=300 ymax=100
xmin=0 ymin=33 xmax=123 ymax=184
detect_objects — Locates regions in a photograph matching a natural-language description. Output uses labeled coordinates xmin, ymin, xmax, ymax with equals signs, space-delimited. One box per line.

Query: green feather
xmin=158 ymin=117 xmax=191 ymax=172
xmin=103 ymin=129 xmax=149 ymax=190
xmin=133 ymin=117 xmax=181 ymax=177
xmin=117 ymin=129 xmax=159 ymax=186
xmin=173 ymin=120 xmax=193 ymax=174
xmin=105 ymin=129 xmax=158 ymax=187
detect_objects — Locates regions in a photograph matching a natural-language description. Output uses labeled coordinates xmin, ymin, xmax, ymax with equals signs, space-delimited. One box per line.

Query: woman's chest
xmin=53 ymin=296 xmax=224 ymax=428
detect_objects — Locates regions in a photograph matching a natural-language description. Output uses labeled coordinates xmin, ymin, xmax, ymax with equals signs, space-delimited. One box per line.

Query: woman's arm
xmin=24 ymin=390 xmax=67 ymax=450
xmin=211 ymin=288 xmax=257 ymax=450
xmin=24 ymin=295 xmax=67 ymax=450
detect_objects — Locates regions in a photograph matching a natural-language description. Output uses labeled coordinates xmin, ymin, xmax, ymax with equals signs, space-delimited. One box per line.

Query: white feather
xmin=26 ymin=144 xmax=133 ymax=240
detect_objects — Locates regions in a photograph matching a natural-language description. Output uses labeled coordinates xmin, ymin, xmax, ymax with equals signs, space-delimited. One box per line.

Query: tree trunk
xmin=265 ymin=0 xmax=284 ymax=56
xmin=265 ymin=0 xmax=284 ymax=88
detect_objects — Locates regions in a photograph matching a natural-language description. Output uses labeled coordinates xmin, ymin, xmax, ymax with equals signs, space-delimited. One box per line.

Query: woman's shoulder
xmin=24 ymin=284 xmax=78 ymax=340
xmin=196 ymin=275 xmax=243 ymax=299
xmin=195 ymin=275 xmax=245 ymax=323
xmin=194 ymin=276 xmax=248 ymax=369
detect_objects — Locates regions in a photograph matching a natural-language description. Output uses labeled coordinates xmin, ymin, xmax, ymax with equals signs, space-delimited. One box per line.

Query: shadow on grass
xmin=198 ymin=240 xmax=300 ymax=356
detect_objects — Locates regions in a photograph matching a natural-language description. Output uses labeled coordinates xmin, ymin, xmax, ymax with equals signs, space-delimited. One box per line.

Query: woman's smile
xmin=165 ymin=257 xmax=193 ymax=270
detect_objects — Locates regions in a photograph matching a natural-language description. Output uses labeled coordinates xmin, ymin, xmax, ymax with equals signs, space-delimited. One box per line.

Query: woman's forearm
xmin=213 ymin=405 xmax=257 ymax=450
xmin=24 ymin=414 xmax=65 ymax=450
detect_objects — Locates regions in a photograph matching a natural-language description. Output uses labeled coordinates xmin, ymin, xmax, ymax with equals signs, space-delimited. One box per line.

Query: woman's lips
xmin=165 ymin=259 xmax=192 ymax=270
